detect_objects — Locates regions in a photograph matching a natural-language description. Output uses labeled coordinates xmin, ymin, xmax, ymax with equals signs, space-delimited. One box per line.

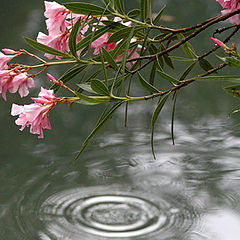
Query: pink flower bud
xmin=211 ymin=37 xmax=232 ymax=50
xmin=2 ymin=49 xmax=18 ymax=54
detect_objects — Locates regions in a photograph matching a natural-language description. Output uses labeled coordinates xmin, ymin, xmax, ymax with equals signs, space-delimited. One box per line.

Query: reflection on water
xmin=1 ymin=117 xmax=240 ymax=239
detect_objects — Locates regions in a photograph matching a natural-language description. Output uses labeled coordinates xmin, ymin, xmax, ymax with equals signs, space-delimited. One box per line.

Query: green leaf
xmin=76 ymin=100 xmax=101 ymax=105
xmin=76 ymin=83 xmax=96 ymax=94
xmin=114 ymin=0 xmax=124 ymax=13
xmin=225 ymin=56 xmax=240 ymax=68
xmin=171 ymin=90 xmax=178 ymax=145
xmin=75 ymin=92 xmax=108 ymax=103
xmin=227 ymin=104 xmax=240 ymax=117
xmin=68 ymin=17 xmax=82 ymax=57
xmin=137 ymin=72 xmax=160 ymax=93
xmin=157 ymin=70 xmax=180 ymax=85
xmin=74 ymin=101 xmax=124 ymax=160
xmin=63 ymin=2 xmax=111 ymax=16
xmin=76 ymin=26 xmax=111 ymax=51
xmin=140 ymin=0 xmax=148 ymax=22
xmin=108 ymin=26 xmax=145 ymax=43
xmin=195 ymin=75 xmax=240 ymax=82
xmin=179 ymin=61 xmax=196 ymax=80
xmin=102 ymin=47 xmax=118 ymax=71
xmin=223 ymin=84 xmax=240 ymax=98
xmin=199 ymin=58 xmax=214 ymax=72
xmin=170 ymin=56 xmax=196 ymax=61
xmin=127 ymin=9 xmax=140 ymax=19
xmin=91 ymin=79 xmax=110 ymax=96
xmin=24 ymin=37 xmax=67 ymax=58
xmin=177 ymin=33 xmax=195 ymax=59
xmin=51 ymin=65 xmax=87 ymax=92
xmin=151 ymin=93 xmax=170 ymax=158
xmin=153 ymin=5 xmax=166 ymax=25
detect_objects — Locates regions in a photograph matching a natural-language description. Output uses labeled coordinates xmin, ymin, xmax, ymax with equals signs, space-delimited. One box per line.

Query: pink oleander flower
xmin=37 ymin=1 xmax=89 ymax=59
xmin=216 ymin=0 xmax=240 ymax=23
xmin=0 ymin=51 xmax=18 ymax=70
xmin=11 ymin=87 xmax=59 ymax=138
xmin=0 ymin=71 xmax=35 ymax=100
xmin=0 ymin=49 xmax=35 ymax=100
xmin=91 ymin=17 xmax=132 ymax=55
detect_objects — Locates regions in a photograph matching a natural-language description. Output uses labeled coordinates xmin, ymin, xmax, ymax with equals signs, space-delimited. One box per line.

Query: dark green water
xmin=1 ymin=1 xmax=240 ymax=239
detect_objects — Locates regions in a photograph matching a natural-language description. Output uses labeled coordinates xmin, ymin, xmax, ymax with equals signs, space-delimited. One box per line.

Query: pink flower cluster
xmin=216 ymin=0 xmax=240 ymax=23
xmin=0 ymin=49 xmax=35 ymax=100
xmin=37 ymin=1 xmax=141 ymax=66
xmin=37 ymin=1 xmax=89 ymax=59
xmin=11 ymin=87 xmax=59 ymax=138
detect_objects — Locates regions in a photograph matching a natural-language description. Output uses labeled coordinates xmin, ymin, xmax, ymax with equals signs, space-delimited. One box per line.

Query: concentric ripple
xmin=38 ymin=187 xmax=198 ymax=239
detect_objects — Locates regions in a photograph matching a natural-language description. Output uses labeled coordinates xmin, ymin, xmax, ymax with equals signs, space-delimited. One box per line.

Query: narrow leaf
xmin=140 ymin=0 xmax=148 ymax=22
xmin=74 ymin=101 xmax=124 ymax=160
xmin=114 ymin=0 xmax=124 ymax=13
xmin=91 ymin=79 xmax=110 ymax=96
xmin=76 ymin=83 xmax=96 ymax=94
xmin=75 ymin=92 xmax=108 ymax=103
xmin=153 ymin=5 xmax=166 ymax=25
xmin=51 ymin=65 xmax=87 ymax=91
xmin=199 ymin=58 xmax=214 ymax=72
xmin=170 ymin=56 xmax=195 ymax=61
xmin=171 ymin=90 xmax=178 ymax=145
xmin=102 ymin=47 xmax=118 ymax=71
xmin=227 ymin=104 xmax=240 ymax=117
xmin=151 ymin=93 xmax=170 ymax=158
xmin=24 ymin=37 xmax=67 ymax=57
xmin=69 ymin=17 xmax=82 ymax=57
xmin=195 ymin=75 xmax=240 ymax=82
xmin=179 ymin=61 xmax=196 ymax=80
xmin=64 ymin=2 xmax=111 ymax=16
xmin=127 ymin=9 xmax=140 ymax=19
xmin=137 ymin=72 xmax=160 ymax=93
xmin=157 ymin=70 xmax=180 ymax=84
xmin=177 ymin=33 xmax=195 ymax=59
xmin=225 ymin=56 xmax=240 ymax=68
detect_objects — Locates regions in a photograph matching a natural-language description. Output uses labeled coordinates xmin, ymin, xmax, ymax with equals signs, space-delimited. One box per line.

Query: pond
xmin=1 ymin=0 xmax=240 ymax=239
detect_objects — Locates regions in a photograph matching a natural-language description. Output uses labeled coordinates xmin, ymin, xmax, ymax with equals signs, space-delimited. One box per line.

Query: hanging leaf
xmin=75 ymin=92 xmax=109 ymax=103
xmin=227 ymin=104 xmax=240 ymax=117
xmin=195 ymin=75 xmax=240 ymax=82
xmin=24 ymin=37 xmax=68 ymax=58
xmin=223 ymin=84 xmax=240 ymax=98
xmin=151 ymin=92 xmax=170 ymax=158
xmin=74 ymin=101 xmax=124 ymax=160
xmin=170 ymin=56 xmax=196 ymax=61
xmin=127 ymin=9 xmax=140 ymax=19
xmin=153 ymin=5 xmax=166 ymax=25
xmin=199 ymin=58 xmax=214 ymax=72
xmin=91 ymin=79 xmax=110 ymax=96
xmin=114 ymin=0 xmax=124 ymax=13
xmin=51 ymin=65 xmax=87 ymax=92
xmin=225 ymin=56 xmax=240 ymax=68
xmin=140 ymin=0 xmax=148 ymax=22
xmin=68 ymin=17 xmax=82 ymax=57
xmin=177 ymin=33 xmax=195 ymax=59
xmin=64 ymin=2 xmax=111 ymax=16
xmin=76 ymin=83 xmax=96 ymax=94
xmin=171 ymin=90 xmax=178 ymax=145
xmin=137 ymin=72 xmax=160 ymax=93
xmin=102 ymin=47 xmax=119 ymax=71
xmin=157 ymin=70 xmax=180 ymax=84
xmin=179 ymin=61 xmax=197 ymax=80
xmin=108 ymin=26 xmax=145 ymax=43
